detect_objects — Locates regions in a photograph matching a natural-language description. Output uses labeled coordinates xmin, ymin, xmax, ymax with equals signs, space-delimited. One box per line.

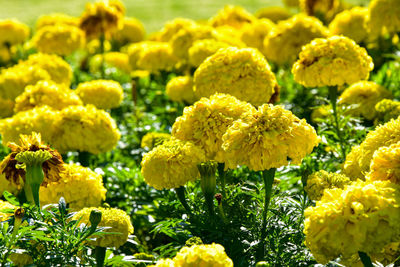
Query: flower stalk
xmin=328 ymin=86 xmax=346 ymax=160
xmin=198 ymin=161 xmax=218 ymax=215
xmin=175 ymin=186 xmax=192 ymax=216
xmin=358 ymin=251 xmax=373 ymax=267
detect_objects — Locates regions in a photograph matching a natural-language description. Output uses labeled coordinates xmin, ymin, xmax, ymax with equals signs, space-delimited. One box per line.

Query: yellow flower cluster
xmin=172 ymin=93 xmax=255 ymax=162
xmin=79 ymin=0 xmax=124 ymax=39
xmin=194 ymin=47 xmax=278 ymax=106
xmin=304 ymin=170 xmax=351 ymax=201
xmin=141 ymin=138 xmax=206 ymax=190
xmin=329 ymin=7 xmax=369 ymax=44
xmin=342 ymin=145 xmax=363 ymax=180
xmin=32 ymin=24 xmax=85 ymax=56
xmin=304 ymin=180 xmax=400 ymax=264
xmin=166 ymin=76 xmax=196 ymax=104
xmin=113 ymin=17 xmax=145 ymax=44
xmin=0 ymin=200 xmax=15 ymax=222
xmin=368 ymin=0 xmax=400 ymax=38
xmin=0 ymin=19 xmax=30 ymax=45
xmin=367 ymin=142 xmax=400 ymax=184
xmin=339 ymin=81 xmax=392 ymax=120
xmin=36 ymin=13 xmax=79 ymax=29
xmin=188 ymin=39 xmax=231 ymax=67
xmin=299 ymin=0 xmax=343 ymax=22
xmin=73 ymin=207 xmax=133 ymax=248
xmin=222 ymin=104 xmax=320 ymax=171
xmin=141 ymin=132 xmax=171 ymax=150
xmin=240 ymin=18 xmax=275 ymax=52
xmin=292 ymin=36 xmax=374 ymax=87
xmin=375 ymin=99 xmax=400 ymax=123
xmin=76 ymin=80 xmax=124 ymax=110
xmin=14 ymin=80 xmax=82 ymax=112
xmin=155 ymin=18 xmax=197 ymax=42
xmin=263 ymin=14 xmax=329 ymax=65
xmin=89 ymin=52 xmax=131 ymax=73
xmin=40 ymin=163 xmax=106 ymax=210
xmin=209 ymin=5 xmax=255 ymax=29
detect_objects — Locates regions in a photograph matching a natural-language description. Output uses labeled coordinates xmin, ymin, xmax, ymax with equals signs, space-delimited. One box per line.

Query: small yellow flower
xmin=76 ymin=80 xmax=124 ymax=110
xmin=368 ymin=0 xmax=400 ymax=39
xmin=36 ymin=13 xmax=79 ymax=29
xmin=173 ymin=243 xmax=233 ymax=267
xmin=166 ymin=76 xmax=196 ymax=104
xmin=113 ymin=17 xmax=145 ymax=44
xmin=375 ymin=99 xmax=400 ymax=123
xmin=209 ymin=5 xmax=255 ymax=29
xmin=0 ymin=19 xmax=30 ymax=45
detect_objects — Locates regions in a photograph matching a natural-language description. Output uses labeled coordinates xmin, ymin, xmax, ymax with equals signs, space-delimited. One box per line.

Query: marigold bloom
xmin=51 ymin=105 xmax=121 ymax=154
xmin=367 ymin=142 xmax=400 ymax=184
xmin=73 ymin=207 xmax=133 ymax=248
xmin=368 ymin=0 xmax=400 ymax=38
xmin=89 ymin=52 xmax=131 ymax=73
xmin=173 ymin=243 xmax=233 ymax=267
xmin=375 ymin=99 xmax=400 ymax=123
xmin=137 ymin=42 xmax=178 ymax=73
xmin=149 ymin=259 xmax=175 ymax=267
xmin=141 ymin=138 xmax=206 ymax=190
xmin=240 ymin=18 xmax=275 ymax=52
xmin=75 ymin=80 xmax=123 ymax=109
xmin=40 ymin=163 xmax=106 ymax=210
xmin=194 ymin=47 xmax=278 ymax=106
xmin=188 ymin=39 xmax=231 ymax=67
xmin=113 ymin=17 xmax=145 ymax=44
xmin=172 ymin=93 xmax=255 ymax=162
xmin=166 ymin=76 xmax=196 ymax=104
xmin=0 ymin=19 xmax=30 ymax=45
xmin=255 ymin=7 xmax=292 ymax=23
xmin=299 ymin=0 xmax=343 ymax=22
xmin=222 ymin=104 xmax=320 ymax=171
xmin=156 ymin=18 xmax=197 ymax=42
xmin=292 ymin=36 xmax=374 ymax=87
xmin=0 ymin=200 xmax=15 ymax=222
xmin=209 ymin=5 xmax=255 ymax=29
xmin=36 ymin=13 xmax=79 ymax=29
xmin=304 ymin=180 xmax=400 ymax=264
xmin=14 ymin=80 xmax=82 ymax=112
xmin=342 ymin=145 xmax=363 ymax=180
xmin=32 ymin=24 xmax=85 ymax=56
xmin=141 ymin=132 xmax=171 ymax=150
xmin=339 ymin=81 xmax=392 ymax=120
xmin=329 ymin=7 xmax=369 ymax=44
xmin=304 ymin=170 xmax=351 ymax=201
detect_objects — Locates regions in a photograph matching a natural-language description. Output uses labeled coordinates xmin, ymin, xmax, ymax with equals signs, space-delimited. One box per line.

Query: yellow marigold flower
xmin=375 ymin=99 xmax=400 ymax=123
xmin=222 ymin=104 xmax=320 ymax=171
xmin=149 ymin=258 xmax=175 ymax=267
xmin=304 ymin=180 xmax=400 ymax=264
xmin=14 ymin=80 xmax=82 ymax=112
xmin=263 ymin=14 xmax=329 ymax=65
xmin=209 ymin=5 xmax=255 ymax=29
xmin=367 ymin=142 xmax=400 ymax=183
xmin=240 ymin=18 xmax=275 ymax=52
xmin=172 ymin=93 xmax=255 ymax=162
xmin=368 ymin=0 xmax=400 ymax=38
xmin=338 ymin=81 xmax=392 ymax=120
xmin=0 ymin=200 xmax=15 ymax=222
xmin=173 ymin=243 xmax=233 ymax=267
xmin=329 ymin=7 xmax=369 ymax=44
xmin=255 ymin=7 xmax=292 ymax=23
xmin=36 ymin=13 xmax=79 ymax=29
xmin=141 ymin=132 xmax=171 ymax=150
xmin=304 ymin=170 xmax=351 ymax=201
xmin=79 ymin=0 xmax=124 ymax=40
xmin=23 ymin=53 xmax=73 ymax=86
xmin=75 ymin=80 xmax=123 ymax=109
xmin=51 ymin=105 xmax=121 ymax=154
xmin=292 ymin=36 xmax=374 ymax=87
xmin=299 ymin=0 xmax=343 ymax=22
xmin=156 ymin=18 xmax=197 ymax=42
xmin=127 ymin=41 xmax=155 ymax=70
xmin=166 ymin=76 xmax=196 ymax=104
xmin=113 ymin=17 xmax=145 ymax=44
xmin=141 ymin=138 xmax=206 ymax=190
xmin=0 ymin=97 xmax=14 ymax=118
xmin=73 ymin=207 xmax=133 ymax=248
xmin=89 ymin=52 xmax=131 ymax=73
xmin=0 ymin=19 xmax=30 ymax=45
xmin=135 ymin=42 xmax=178 ymax=73
xmin=188 ymin=39 xmax=231 ymax=67
xmin=193 ymin=47 xmax=279 ymax=106
xmin=32 ymin=24 xmax=85 ymax=56
xmin=342 ymin=145 xmax=363 ymax=180
xmin=40 ymin=163 xmax=106 ymax=210
xmin=0 ymin=64 xmax=50 ymax=100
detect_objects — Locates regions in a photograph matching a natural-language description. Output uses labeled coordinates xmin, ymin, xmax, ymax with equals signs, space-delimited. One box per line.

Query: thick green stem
xmin=175 ymin=186 xmax=192 ymax=215
xmin=199 ymin=162 xmax=217 ymax=216
xmin=95 ymin=246 xmax=107 ymax=267
xmin=358 ymin=251 xmax=373 ymax=267
xmin=24 ymin=165 xmax=44 ymax=207
xmin=328 ymin=86 xmax=346 ymax=160
xmin=257 ymin=168 xmax=276 ymax=261
xmin=217 ymin=163 xmax=226 ymax=198
xmin=78 ymin=151 xmax=91 ymax=167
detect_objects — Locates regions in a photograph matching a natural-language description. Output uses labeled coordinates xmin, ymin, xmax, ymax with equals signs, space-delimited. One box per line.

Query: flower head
xmin=375 ymin=99 xmax=400 ymax=123
xmin=166 ymin=76 xmax=196 ymax=104
xmin=75 ymin=80 xmax=124 ymax=109
xmin=342 ymin=145 xmax=363 ymax=180
xmin=255 ymin=7 xmax=291 ymax=23
xmin=141 ymin=138 xmax=206 ymax=190
xmin=299 ymin=0 xmax=343 ymax=22
xmin=304 ymin=170 xmax=351 ymax=201
xmin=209 ymin=5 xmax=255 ymax=29
xmin=0 ymin=19 xmax=30 ymax=45
xmin=156 ymin=18 xmax=197 ymax=42
xmin=368 ymin=0 xmax=400 ymax=38
xmin=113 ymin=17 xmax=145 ymax=44
xmin=141 ymin=132 xmax=171 ymax=150
xmin=240 ymin=18 xmax=275 ymax=52
xmin=188 ymin=39 xmax=231 ymax=67
xmin=292 ymin=36 xmax=374 ymax=87
xmin=36 ymin=13 xmax=79 ymax=29
xmin=173 ymin=243 xmax=233 ymax=267
xmin=367 ymin=142 xmax=400 ymax=184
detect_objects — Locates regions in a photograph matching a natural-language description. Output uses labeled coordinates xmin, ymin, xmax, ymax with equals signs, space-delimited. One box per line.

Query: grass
xmin=0 ymin=0 xmax=281 ymax=33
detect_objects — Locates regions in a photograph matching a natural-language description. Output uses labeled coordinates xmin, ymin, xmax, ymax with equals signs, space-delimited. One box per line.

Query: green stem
xmin=175 ymin=186 xmax=192 ymax=215
xmin=100 ymin=34 xmax=105 ymax=79
xmin=217 ymin=163 xmax=226 ymax=198
xmin=95 ymin=246 xmax=107 ymax=267
xmin=24 ymin=165 xmax=44 ymax=207
xmin=328 ymin=86 xmax=346 ymax=160
xmin=358 ymin=251 xmax=373 ymax=267
xmin=218 ymin=202 xmax=228 ymax=224
xmin=78 ymin=151 xmax=91 ymax=167
xmin=257 ymin=168 xmax=276 ymax=261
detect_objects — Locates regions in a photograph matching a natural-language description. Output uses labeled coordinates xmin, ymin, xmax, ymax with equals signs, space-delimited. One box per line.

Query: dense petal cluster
xmin=89 ymin=52 xmax=131 ymax=73
xmin=141 ymin=132 xmax=171 ymax=150
xmin=166 ymin=76 xmax=196 ymax=104
xmin=368 ymin=0 xmax=400 ymax=38
xmin=375 ymin=99 xmax=400 ymax=123
xmin=367 ymin=142 xmax=400 ymax=184
xmin=304 ymin=170 xmax=351 ymax=201
xmin=222 ymin=104 xmax=319 ymax=171
xmin=328 ymin=7 xmax=369 ymax=44
xmin=36 ymin=13 xmax=79 ymax=29
xmin=76 ymin=80 xmax=124 ymax=109
xmin=240 ymin=18 xmax=275 ymax=52
xmin=209 ymin=5 xmax=255 ymax=29
xmin=0 ymin=19 xmax=30 ymax=45
xmin=292 ymin=36 xmax=374 ymax=87
xmin=188 ymin=39 xmax=231 ymax=67
xmin=299 ymin=0 xmax=343 ymax=22
xmin=304 ymin=180 xmax=400 ymax=264
xmin=194 ymin=47 xmax=278 ymax=106
xmin=73 ymin=207 xmax=133 ymax=248
xmin=172 ymin=93 xmax=255 ymax=161
xmin=339 ymin=81 xmax=392 ymax=120
xmin=141 ymin=138 xmax=206 ymax=190
xmin=173 ymin=243 xmax=233 ymax=267
xmin=342 ymin=145 xmax=363 ymax=180
xmin=263 ymin=14 xmax=329 ymax=65
xmin=14 ymin=80 xmax=82 ymax=112
xmin=32 ymin=24 xmax=85 ymax=56
xmin=113 ymin=17 xmax=145 ymax=44
xmin=40 ymin=163 xmax=107 ymax=210
xmin=156 ymin=18 xmax=197 ymax=42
